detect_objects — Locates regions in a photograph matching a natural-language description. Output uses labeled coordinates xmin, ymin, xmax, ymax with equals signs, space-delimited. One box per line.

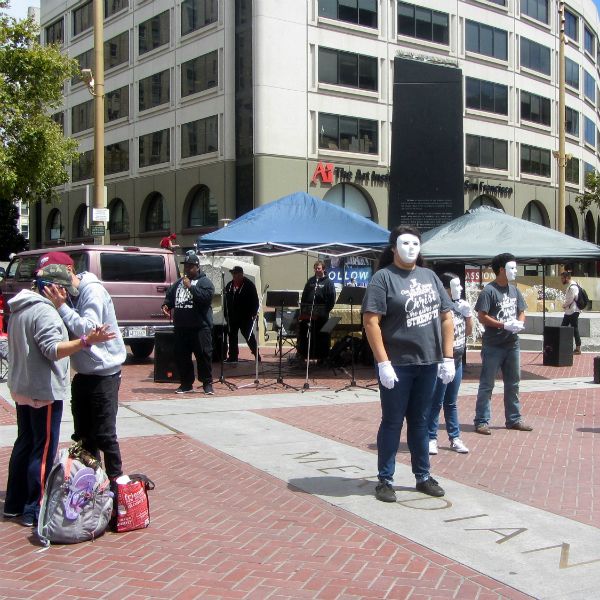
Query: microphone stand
xmin=215 ymin=270 xmax=237 ymax=391
xmin=238 ymin=284 xmax=267 ymax=389
xmin=302 ymin=276 xmax=329 ymax=392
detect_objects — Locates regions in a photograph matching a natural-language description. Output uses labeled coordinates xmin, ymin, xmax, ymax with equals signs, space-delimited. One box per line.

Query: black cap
xmin=182 ymin=254 xmax=200 ymax=266
xmin=230 ymin=266 xmax=244 ymax=274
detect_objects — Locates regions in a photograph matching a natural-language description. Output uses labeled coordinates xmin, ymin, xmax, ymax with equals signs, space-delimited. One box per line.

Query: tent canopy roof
xmin=197 ymin=192 xmax=390 ymax=256
xmin=421 ymin=207 xmax=600 ymax=265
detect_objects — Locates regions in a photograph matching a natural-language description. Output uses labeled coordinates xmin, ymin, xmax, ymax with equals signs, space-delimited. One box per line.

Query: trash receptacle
xmin=594 ymin=356 xmax=600 ymax=384
xmin=543 ymin=326 xmax=573 ymax=367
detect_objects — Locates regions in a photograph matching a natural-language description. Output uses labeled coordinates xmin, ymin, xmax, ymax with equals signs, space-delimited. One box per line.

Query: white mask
xmin=505 ymin=261 xmax=517 ymax=282
xmin=449 ymin=278 xmax=462 ymax=301
xmin=396 ymin=234 xmax=420 ymax=264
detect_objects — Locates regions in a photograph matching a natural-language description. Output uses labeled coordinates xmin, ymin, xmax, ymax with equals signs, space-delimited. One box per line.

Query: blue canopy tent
xmin=196 ymin=192 xmax=390 ymax=257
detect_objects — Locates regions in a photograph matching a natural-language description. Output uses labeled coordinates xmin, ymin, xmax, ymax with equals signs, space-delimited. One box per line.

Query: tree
xmin=0 ymin=200 xmax=28 ymax=259
xmin=575 ymin=169 xmax=600 ymax=221
xmin=0 ymin=1 xmax=79 ymax=207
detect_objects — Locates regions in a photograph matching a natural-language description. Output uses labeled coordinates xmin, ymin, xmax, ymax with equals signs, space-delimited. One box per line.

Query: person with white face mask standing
xmin=427 ymin=273 xmax=472 ymax=455
xmin=362 ymin=226 xmax=455 ymax=503
xmin=473 ymin=252 xmax=532 ymax=435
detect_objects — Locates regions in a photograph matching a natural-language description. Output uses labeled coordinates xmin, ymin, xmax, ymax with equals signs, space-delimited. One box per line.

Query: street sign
xmin=91 ymin=225 xmax=105 ymax=237
xmin=93 ymin=208 xmax=110 ymax=222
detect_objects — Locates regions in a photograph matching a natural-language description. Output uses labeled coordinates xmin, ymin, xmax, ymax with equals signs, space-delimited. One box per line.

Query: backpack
xmin=575 ymin=284 xmax=589 ymax=310
xmin=37 ymin=442 xmax=114 ymax=546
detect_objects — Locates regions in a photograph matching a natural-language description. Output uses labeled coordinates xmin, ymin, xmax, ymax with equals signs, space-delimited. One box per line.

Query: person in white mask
xmin=362 ymin=226 xmax=455 ymax=503
xmin=473 ymin=253 xmax=532 ymax=435
xmin=427 ymin=273 xmax=472 ymax=455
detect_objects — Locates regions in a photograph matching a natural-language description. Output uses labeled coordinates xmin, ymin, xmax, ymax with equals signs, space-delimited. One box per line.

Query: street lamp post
xmin=557 ymin=1 xmax=566 ymax=234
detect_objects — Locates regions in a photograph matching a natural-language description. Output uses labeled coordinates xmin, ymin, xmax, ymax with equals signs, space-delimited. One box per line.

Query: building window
xmin=139 ymin=11 xmax=169 ymax=55
xmin=584 ymin=116 xmax=595 ymax=146
xmin=318 ymin=113 xmax=378 ymax=154
xmin=520 ymin=0 xmax=548 ymax=24
xmin=144 ymin=192 xmax=169 ymax=232
xmin=566 ymin=157 xmax=579 ymax=185
xmin=466 ymin=135 xmax=508 ymax=170
xmin=470 ymin=194 xmax=500 ymax=210
xmin=52 ymin=111 xmax=64 ymax=133
xmin=565 ymin=57 xmax=579 ymax=89
xmin=72 ymin=149 xmax=93 ymax=182
xmin=104 ymin=0 xmax=128 ymax=19
xmin=521 ymin=144 xmax=550 ymax=177
xmin=139 ymin=129 xmax=170 ymax=168
xmin=72 ymin=49 xmax=93 ymax=85
xmin=105 ymin=31 xmax=128 ymax=70
xmin=45 ymin=18 xmax=64 ymax=45
xmin=105 ymin=140 xmax=129 ymax=175
xmin=565 ymin=107 xmax=579 ymax=136
xmin=465 ymin=77 xmax=508 ymax=115
xmin=181 ymin=51 xmax=218 ymax=97
xmin=73 ymin=0 xmax=93 ymax=36
xmin=522 ymin=201 xmax=547 ymax=226
xmin=584 ymin=161 xmax=595 ymax=180
xmin=181 ymin=0 xmax=218 ymax=36
xmin=139 ymin=70 xmax=170 ymax=111
xmin=318 ymin=0 xmax=377 ymax=29
xmin=584 ymin=25 xmax=595 ymax=56
xmin=520 ymin=91 xmax=551 ymax=126
xmin=465 ymin=20 xmax=507 ymax=61
xmin=564 ymin=9 xmax=578 ymax=42
xmin=584 ymin=70 xmax=596 ymax=103
xmin=71 ymin=99 xmax=93 ymax=134
xmin=520 ymin=38 xmax=550 ymax=75
xmin=181 ymin=115 xmax=218 ymax=158
xmin=323 ymin=183 xmax=373 ymax=219
xmin=397 ymin=2 xmax=449 ymax=45
xmin=187 ymin=186 xmax=217 ymax=227
xmin=47 ymin=209 xmax=63 ymax=241
xmin=318 ymin=47 xmax=377 ymax=91
xmin=105 ymin=86 xmax=129 ymax=121
xmin=73 ymin=204 xmax=88 ymax=238
xmin=108 ymin=198 xmax=129 ymax=234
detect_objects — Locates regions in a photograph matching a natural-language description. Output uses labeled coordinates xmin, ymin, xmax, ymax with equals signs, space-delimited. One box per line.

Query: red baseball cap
xmin=38 ymin=251 xmax=75 ymax=269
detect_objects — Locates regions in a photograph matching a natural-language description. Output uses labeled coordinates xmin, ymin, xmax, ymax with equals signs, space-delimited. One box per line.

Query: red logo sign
xmin=311 ymin=162 xmax=334 ymax=184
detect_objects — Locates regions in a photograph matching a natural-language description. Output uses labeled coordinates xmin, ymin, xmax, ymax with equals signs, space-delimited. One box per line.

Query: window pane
xmin=358 ymin=118 xmax=377 ymax=154
xmin=415 ymin=7 xmax=432 ymax=41
xmin=480 ymin=81 xmax=494 ymax=111
xmin=494 ymin=29 xmax=507 ymax=60
xmin=432 ymin=12 xmax=448 ymax=45
xmin=338 ymin=51 xmax=358 ymax=86
xmin=398 ymin=3 xmax=414 ymax=37
xmin=318 ymin=48 xmax=338 ymax=84
xmin=480 ymin=25 xmax=493 ymax=56
xmin=466 ymin=135 xmax=479 ymax=165
xmin=139 ymin=128 xmax=170 ymax=167
xmin=319 ymin=113 xmax=338 ymax=150
xmin=319 ymin=0 xmax=337 ymax=19
xmin=339 ymin=116 xmax=358 ymax=152
xmin=358 ymin=55 xmax=377 ymax=90
xmin=105 ymin=86 xmax=129 ymax=122
xmin=358 ymin=0 xmax=377 ymax=28
xmin=494 ymin=140 xmax=508 ymax=170
xmin=339 ymin=0 xmax=358 ymax=24
xmin=139 ymin=11 xmax=169 ymax=55
xmin=495 ymin=83 xmax=508 ymax=114
xmin=104 ymin=31 xmax=129 ymax=70
xmin=480 ymin=137 xmax=494 ymax=167
xmin=139 ymin=70 xmax=170 ymax=111
xmin=466 ymin=77 xmax=480 ymax=109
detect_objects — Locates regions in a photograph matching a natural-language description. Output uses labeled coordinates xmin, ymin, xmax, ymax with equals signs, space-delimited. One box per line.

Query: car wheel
xmin=129 ymin=340 xmax=154 ymax=359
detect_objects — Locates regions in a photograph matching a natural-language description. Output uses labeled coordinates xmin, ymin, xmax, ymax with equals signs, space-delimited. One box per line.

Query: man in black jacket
xmin=297 ymin=261 xmax=336 ymax=362
xmin=224 ymin=266 xmax=260 ymax=363
xmin=162 ymin=254 xmax=215 ymax=394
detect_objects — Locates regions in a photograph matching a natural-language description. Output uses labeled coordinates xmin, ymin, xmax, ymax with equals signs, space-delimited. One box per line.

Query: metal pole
xmin=557 ymin=1 xmax=566 ymax=234
xmin=93 ymin=0 xmax=107 ymax=244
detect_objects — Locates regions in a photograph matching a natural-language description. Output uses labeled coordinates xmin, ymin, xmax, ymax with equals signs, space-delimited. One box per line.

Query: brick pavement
xmin=1 ymin=348 xmax=597 ymax=599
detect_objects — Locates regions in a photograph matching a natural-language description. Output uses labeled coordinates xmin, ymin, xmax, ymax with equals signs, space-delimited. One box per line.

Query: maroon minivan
xmin=1 ymin=245 xmax=180 ymax=358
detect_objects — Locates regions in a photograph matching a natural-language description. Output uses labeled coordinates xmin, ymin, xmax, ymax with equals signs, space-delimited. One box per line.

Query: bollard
xmin=594 ymin=356 xmax=600 ymax=384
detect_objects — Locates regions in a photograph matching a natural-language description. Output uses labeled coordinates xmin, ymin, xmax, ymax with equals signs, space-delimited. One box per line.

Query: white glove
xmin=377 ymin=361 xmax=398 ymax=389
xmin=437 ymin=358 xmax=456 ymax=384
xmin=502 ymin=319 xmax=525 ymax=334
xmin=454 ymin=299 xmax=472 ymax=318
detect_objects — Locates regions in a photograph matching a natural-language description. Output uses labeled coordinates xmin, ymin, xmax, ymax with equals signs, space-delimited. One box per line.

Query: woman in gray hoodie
xmin=4 ymin=264 xmax=114 ymax=528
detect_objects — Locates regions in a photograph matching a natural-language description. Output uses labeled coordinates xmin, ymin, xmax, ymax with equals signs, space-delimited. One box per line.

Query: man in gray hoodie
xmin=4 ymin=264 xmax=114 ymax=527
xmin=41 ymin=252 xmax=127 ymax=485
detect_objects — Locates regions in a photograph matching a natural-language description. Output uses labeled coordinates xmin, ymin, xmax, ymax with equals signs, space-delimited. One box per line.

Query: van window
xmin=15 ymin=257 xmax=39 ymax=282
xmin=100 ymin=253 xmax=166 ymax=282
xmin=70 ymin=252 xmax=89 ymax=274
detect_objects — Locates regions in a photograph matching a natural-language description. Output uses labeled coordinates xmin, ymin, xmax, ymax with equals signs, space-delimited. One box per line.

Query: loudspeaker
xmin=212 ymin=324 xmax=228 ymax=362
xmin=154 ymin=331 xmax=179 ymax=382
xmin=543 ymin=326 xmax=573 ymax=367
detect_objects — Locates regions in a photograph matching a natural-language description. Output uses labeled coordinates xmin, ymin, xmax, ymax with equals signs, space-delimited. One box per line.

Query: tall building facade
xmin=36 ymin=0 xmax=600 ymax=263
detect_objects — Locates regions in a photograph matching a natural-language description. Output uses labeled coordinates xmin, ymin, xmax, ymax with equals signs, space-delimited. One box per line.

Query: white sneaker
xmin=428 ymin=439 xmax=438 ymax=455
xmin=450 ymin=438 xmax=469 ymax=453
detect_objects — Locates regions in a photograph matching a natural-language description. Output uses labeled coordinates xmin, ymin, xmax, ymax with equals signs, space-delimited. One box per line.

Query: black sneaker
xmin=203 ymin=383 xmax=214 ymax=395
xmin=375 ymin=481 xmax=397 ymax=503
xmin=224 ymin=357 xmax=238 ymax=363
xmin=21 ymin=514 xmax=36 ymax=527
xmin=416 ymin=477 xmax=445 ymax=497
xmin=175 ymin=386 xmax=194 ymax=394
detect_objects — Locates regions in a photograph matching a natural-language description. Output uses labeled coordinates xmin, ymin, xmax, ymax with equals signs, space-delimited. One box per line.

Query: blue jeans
xmin=5 ymin=401 xmax=63 ymax=520
xmin=377 ymin=363 xmax=438 ymax=484
xmin=428 ymin=359 xmax=463 ymax=440
xmin=474 ymin=341 xmax=522 ymax=427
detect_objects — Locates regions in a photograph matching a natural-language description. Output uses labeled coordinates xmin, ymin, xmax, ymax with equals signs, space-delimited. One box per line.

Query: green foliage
xmin=0 ymin=5 xmax=79 ymax=206
xmin=0 ymin=200 xmax=28 ymax=260
xmin=575 ymin=170 xmax=600 ymax=217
